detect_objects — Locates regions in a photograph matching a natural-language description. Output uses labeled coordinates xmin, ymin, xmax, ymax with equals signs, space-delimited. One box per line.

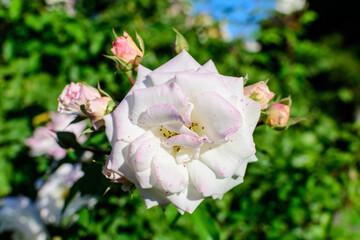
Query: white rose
xmin=0 ymin=196 xmax=47 ymax=240
xmin=103 ymin=50 xmax=261 ymax=214
xmin=36 ymin=163 xmax=96 ymax=226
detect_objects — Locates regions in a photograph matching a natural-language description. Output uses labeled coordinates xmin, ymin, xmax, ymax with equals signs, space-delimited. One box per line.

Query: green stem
xmin=126 ymin=71 xmax=135 ymax=86
xmin=79 ymin=146 xmax=111 ymax=155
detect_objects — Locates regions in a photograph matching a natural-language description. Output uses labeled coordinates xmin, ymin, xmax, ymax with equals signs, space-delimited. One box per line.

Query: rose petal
xmin=187 ymin=160 xmax=244 ymax=197
xmin=201 ymin=60 xmax=219 ymax=73
xmin=152 ymin=149 xmax=189 ymax=193
xmin=130 ymin=82 xmax=188 ymax=124
xmin=164 ymin=123 xmax=199 ymax=138
xmin=235 ymin=159 xmax=249 ymax=178
xmin=103 ymin=95 xmax=146 ymax=144
xmin=174 ymin=72 xmax=236 ymax=104
xmin=221 ymin=76 xmax=244 ymax=98
xmin=137 ymin=186 xmax=170 ymax=209
xmin=126 ymin=131 xmax=161 ymax=188
xmin=127 ymin=131 xmax=160 ymax=172
xmin=133 ymin=65 xmax=152 ymax=89
xmin=191 ymin=91 xmax=242 ymax=143
xmin=200 ymin=125 xmax=255 ymax=178
xmin=148 ymin=71 xmax=179 ymax=86
xmin=138 ymin=103 xmax=188 ymax=127
xmin=164 ymin=134 xmax=203 ymax=149
xmin=243 ymin=97 xmax=262 ymax=133
xmin=175 ymin=147 xmax=199 ymax=164
xmin=166 ymin=185 xmax=204 ymax=214
xmin=152 ymin=50 xmax=200 ymax=73
xmin=103 ymin=140 xmax=136 ymax=183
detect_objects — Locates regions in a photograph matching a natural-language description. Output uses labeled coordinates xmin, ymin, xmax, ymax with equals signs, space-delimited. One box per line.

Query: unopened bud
xmin=110 ymin=31 xmax=144 ymax=71
xmin=244 ymin=81 xmax=275 ymax=109
xmin=266 ymin=103 xmax=290 ymax=128
xmin=85 ymin=97 xmax=111 ymax=130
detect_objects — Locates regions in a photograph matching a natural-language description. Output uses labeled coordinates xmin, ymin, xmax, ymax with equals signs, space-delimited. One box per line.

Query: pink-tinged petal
xmin=200 ymin=125 xmax=256 ymax=178
xmin=235 ymin=159 xmax=249 ymax=178
xmin=103 ymin=141 xmax=136 ymax=183
xmin=182 ymin=102 xmax=194 ymax=126
xmin=166 ymin=185 xmax=204 ymax=214
xmin=152 ymin=150 xmax=188 ymax=193
xmin=103 ymin=113 xmax=115 ymax=144
xmin=200 ymin=60 xmax=219 ymax=73
xmin=148 ymin=71 xmax=177 ymax=86
xmin=130 ymin=82 xmax=188 ymax=123
xmin=133 ymin=65 xmax=153 ymax=89
xmin=191 ymin=91 xmax=242 ymax=143
xmin=243 ymin=97 xmax=262 ymax=133
xmin=247 ymin=155 xmax=258 ymax=163
xmin=164 ymin=134 xmax=203 ymax=149
xmin=175 ymin=148 xmax=198 ymax=164
xmin=187 ymin=160 xmax=244 ymax=197
xmin=138 ymin=104 xmax=188 ymax=127
xmin=174 ymin=72 xmax=236 ymax=104
xmin=152 ymin=50 xmax=200 ymax=73
xmin=137 ymin=186 xmax=170 ymax=209
xmin=135 ymin=168 xmax=153 ymax=189
xmin=221 ymin=76 xmax=244 ymax=98
xmin=164 ymin=123 xmax=199 ymax=138
xmin=127 ymin=131 xmax=160 ymax=172
xmin=103 ymin=94 xmax=146 ymax=144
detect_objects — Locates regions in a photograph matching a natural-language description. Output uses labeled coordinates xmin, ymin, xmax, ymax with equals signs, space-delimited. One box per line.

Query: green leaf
xmin=8 ymin=0 xmax=22 ymax=20
xmin=105 ymin=100 xmax=117 ymax=115
xmin=279 ymin=96 xmax=292 ymax=107
xmin=135 ymin=30 xmax=145 ymax=53
xmin=80 ymin=127 xmax=94 ymax=137
xmin=191 ymin=206 xmax=219 ymax=240
xmin=56 ymin=131 xmax=82 ymax=149
xmin=112 ymin=28 xmax=118 ymax=38
xmin=69 ymin=115 xmax=87 ymax=125
xmin=97 ymin=80 xmax=112 ymax=99
xmin=172 ymin=27 xmax=189 ymax=54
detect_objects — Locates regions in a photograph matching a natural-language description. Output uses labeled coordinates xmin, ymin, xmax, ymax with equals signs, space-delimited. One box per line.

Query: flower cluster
xmin=14 ymin=29 xmax=296 ymax=231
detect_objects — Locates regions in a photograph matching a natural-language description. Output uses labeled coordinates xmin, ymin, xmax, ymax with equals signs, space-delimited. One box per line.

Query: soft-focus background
xmin=1 ymin=0 xmax=360 ymax=239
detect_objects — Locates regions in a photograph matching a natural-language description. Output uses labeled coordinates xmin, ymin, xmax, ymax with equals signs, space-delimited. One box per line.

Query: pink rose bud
xmin=58 ymin=82 xmax=101 ymax=115
xmin=111 ymin=31 xmax=144 ymax=67
xmin=266 ymin=103 xmax=290 ymax=128
xmin=85 ymin=97 xmax=111 ymax=130
xmin=244 ymin=81 xmax=275 ymax=109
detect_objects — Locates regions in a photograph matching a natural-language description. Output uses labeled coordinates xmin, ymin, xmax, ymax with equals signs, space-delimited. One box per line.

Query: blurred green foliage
xmin=0 ymin=0 xmax=359 ymax=239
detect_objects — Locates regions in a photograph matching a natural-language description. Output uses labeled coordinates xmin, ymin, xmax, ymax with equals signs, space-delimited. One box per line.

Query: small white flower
xmin=0 ymin=196 xmax=47 ymax=240
xmin=36 ymin=163 xmax=96 ymax=226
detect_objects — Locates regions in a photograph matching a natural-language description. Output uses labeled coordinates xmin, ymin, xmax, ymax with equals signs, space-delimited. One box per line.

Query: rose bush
xmin=103 ymin=50 xmax=261 ymax=214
